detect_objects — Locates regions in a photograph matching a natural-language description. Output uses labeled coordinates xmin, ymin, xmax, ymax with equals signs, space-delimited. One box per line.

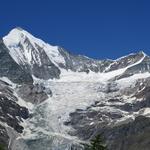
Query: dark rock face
xmin=66 ymin=108 xmax=150 ymax=150
xmin=58 ymin=49 xmax=150 ymax=77
xmin=105 ymin=52 xmax=144 ymax=72
xmin=0 ymin=80 xmax=30 ymax=150
xmin=103 ymin=116 xmax=150 ymax=150
xmin=64 ymin=75 xmax=150 ymax=150
xmin=0 ymin=85 xmax=29 ymax=133
xmin=20 ymin=39 xmax=61 ymax=80
xmin=58 ymin=47 xmax=113 ymax=73
xmin=0 ymin=40 xmax=33 ymax=84
xmin=17 ymin=83 xmax=51 ymax=104
xmin=115 ymin=96 xmax=150 ymax=112
xmin=65 ymin=107 xmax=123 ymax=140
xmin=0 ymin=125 xmax=9 ymax=150
xmin=116 ymin=55 xmax=150 ymax=80
xmin=1 ymin=29 xmax=149 ymax=82
xmin=2 ymin=34 xmax=60 ymax=81
xmin=125 ymin=56 xmax=150 ymax=74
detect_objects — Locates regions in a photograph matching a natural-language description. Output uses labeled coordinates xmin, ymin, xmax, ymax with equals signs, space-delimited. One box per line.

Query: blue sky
xmin=1 ymin=0 xmax=150 ymax=59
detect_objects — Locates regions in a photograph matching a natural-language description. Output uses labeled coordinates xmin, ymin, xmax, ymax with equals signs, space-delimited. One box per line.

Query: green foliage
xmin=85 ymin=135 xmax=107 ymax=150
xmin=0 ymin=144 xmax=4 ymax=150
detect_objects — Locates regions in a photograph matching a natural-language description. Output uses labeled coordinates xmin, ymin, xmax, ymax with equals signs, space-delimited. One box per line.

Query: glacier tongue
xmin=15 ymin=70 xmax=150 ymax=150
xmin=18 ymin=81 xmax=107 ymax=150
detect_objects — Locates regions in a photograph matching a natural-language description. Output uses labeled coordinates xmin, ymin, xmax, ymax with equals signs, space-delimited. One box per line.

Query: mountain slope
xmin=0 ymin=28 xmax=150 ymax=150
xmin=0 ymin=40 xmax=33 ymax=84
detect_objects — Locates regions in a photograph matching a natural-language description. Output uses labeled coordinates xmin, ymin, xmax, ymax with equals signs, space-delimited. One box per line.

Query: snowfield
xmin=2 ymin=28 xmax=150 ymax=150
xmin=19 ymin=70 xmax=150 ymax=150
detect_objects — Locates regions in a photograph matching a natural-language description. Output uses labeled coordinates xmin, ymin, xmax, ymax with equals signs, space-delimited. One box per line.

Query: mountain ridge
xmin=2 ymin=28 xmax=150 ymax=82
xmin=0 ymin=28 xmax=150 ymax=150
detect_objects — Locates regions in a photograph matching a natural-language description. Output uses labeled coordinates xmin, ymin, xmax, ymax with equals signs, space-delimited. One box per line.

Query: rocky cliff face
xmin=0 ymin=28 xmax=150 ymax=150
xmin=0 ymin=40 xmax=33 ymax=84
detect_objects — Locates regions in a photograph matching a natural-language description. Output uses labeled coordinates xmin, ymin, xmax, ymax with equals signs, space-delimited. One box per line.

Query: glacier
xmin=0 ymin=28 xmax=150 ymax=150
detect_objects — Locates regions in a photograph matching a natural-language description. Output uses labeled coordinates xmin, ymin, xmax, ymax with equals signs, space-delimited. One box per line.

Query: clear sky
xmin=1 ymin=0 xmax=150 ymax=59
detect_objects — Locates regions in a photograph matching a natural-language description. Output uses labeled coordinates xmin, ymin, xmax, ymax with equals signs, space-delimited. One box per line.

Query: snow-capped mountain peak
xmin=3 ymin=27 xmax=65 ymax=67
xmin=3 ymin=27 xmax=26 ymax=47
xmin=3 ymin=27 xmax=54 ymax=48
xmin=2 ymin=28 xmax=150 ymax=82
xmin=1 ymin=28 xmax=150 ymax=150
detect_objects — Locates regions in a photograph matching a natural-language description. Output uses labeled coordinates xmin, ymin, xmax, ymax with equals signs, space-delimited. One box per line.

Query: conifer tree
xmin=85 ymin=135 xmax=107 ymax=150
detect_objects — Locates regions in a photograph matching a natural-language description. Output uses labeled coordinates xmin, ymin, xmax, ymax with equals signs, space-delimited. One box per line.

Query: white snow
xmin=0 ymin=77 xmax=16 ymax=88
xmin=13 ymin=92 xmax=34 ymax=111
xmin=3 ymin=28 xmax=66 ymax=67
xmin=51 ymin=51 xmax=146 ymax=82
xmin=0 ymin=77 xmax=34 ymax=111
xmin=116 ymin=72 xmax=150 ymax=89
xmin=25 ymin=53 xmax=150 ymax=143
xmin=2 ymin=28 xmax=150 ymax=149
xmin=21 ymin=81 xmax=107 ymax=141
xmin=104 ymin=51 xmax=146 ymax=72
xmin=140 ymin=108 xmax=150 ymax=116
xmin=116 ymin=107 xmax=150 ymax=125
xmin=44 ymin=82 xmax=106 ymax=133
xmin=53 ymin=68 xmax=125 ymax=82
